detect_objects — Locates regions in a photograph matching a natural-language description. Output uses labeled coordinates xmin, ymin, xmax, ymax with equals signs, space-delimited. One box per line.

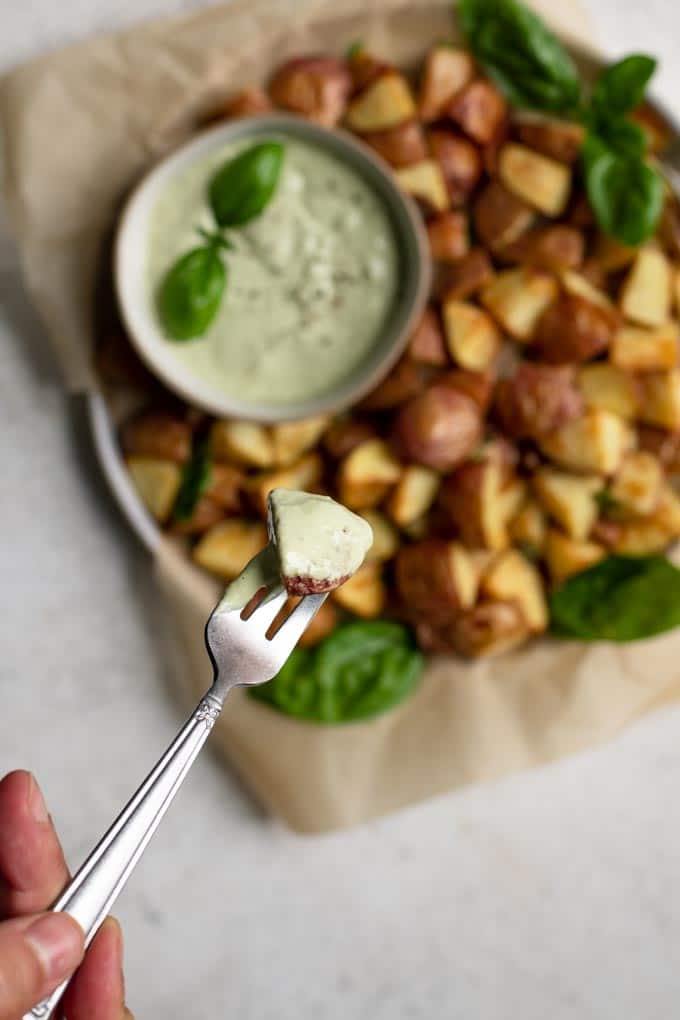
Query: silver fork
xmin=24 ymin=575 xmax=326 ymax=1020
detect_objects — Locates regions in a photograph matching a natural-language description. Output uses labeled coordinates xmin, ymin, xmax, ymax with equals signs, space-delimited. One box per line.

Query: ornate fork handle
xmin=23 ymin=693 xmax=223 ymax=1020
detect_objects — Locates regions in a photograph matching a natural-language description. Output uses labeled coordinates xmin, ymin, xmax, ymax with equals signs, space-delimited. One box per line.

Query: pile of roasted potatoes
xmin=110 ymin=41 xmax=680 ymax=658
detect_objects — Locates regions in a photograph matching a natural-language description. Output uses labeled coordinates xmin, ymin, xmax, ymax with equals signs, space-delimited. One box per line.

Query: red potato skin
xmin=438 ymin=462 xmax=491 ymax=546
xmin=531 ymin=294 xmax=618 ymax=364
xmin=499 ymin=225 xmax=585 ymax=272
xmin=567 ymin=194 xmax=595 ymax=229
xmin=395 ymin=539 xmax=466 ymax=620
xmin=515 ymin=118 xmax=584 ymax=164
xmin=452 ymin=601 xmax=528 ymax=657
xmin=428 ymin=129 xmax=483 ymax=206
xmin=426 ymin=210 xmax=469 ymax=262
xmin=170 ymin=497 xmax=225 ymax=536
xmin=391 ymin=385 xmax=482 ymax=471
xmin=285 ymin=573 xmax=350 ymax=595
xmin=579 ymin=258 xmax=607 ymax=290
xmin=207 ymin=464 xmax=245 ymax=513
xmin=638 ymin=426 xmax=680 ymax=474
xmin=659 ymin=198 xmax=680 ymax=259
xmin=360 ymin=119 xmax=427 ymax=167
xmin=323 ymin=419 xmax=377 ymax=459
xmin=347 ymin=50 xmax=391 ymax=92
xmin=494 ymin=363 xmax=584 ymax=440
xmin=408 ymin=306 xmax=449 ymax=366
xmin=439 ymin=369 xmax=494 ymax=413
xmin=269 ymin=57 xmax=352 ymax=127
xmin=120 ymin=411 xmax=193 ymax=463
xmin=448 ymin=79 xmax=508 ymax=145
xmin=205 ymin=86 xmax=273 ymax=123
xmin=473 ymin=179 xmax=534 ymax=251
xmin=441 ymin=248 xmax=494 ymax=301
xmin=360 ymin=358 xmax=435 ymax=412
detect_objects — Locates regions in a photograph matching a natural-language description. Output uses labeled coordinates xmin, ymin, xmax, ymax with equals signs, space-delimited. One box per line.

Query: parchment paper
xmin=4 ymin=0 xmax=679 ymax=834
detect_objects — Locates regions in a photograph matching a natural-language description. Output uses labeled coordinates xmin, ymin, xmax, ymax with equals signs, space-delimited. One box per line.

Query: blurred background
xmin=2 ymin=2 xmax=680 ymax=1017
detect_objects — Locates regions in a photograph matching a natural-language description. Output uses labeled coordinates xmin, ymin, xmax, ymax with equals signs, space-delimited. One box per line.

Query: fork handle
xmin=23 ymin=692 xmax=223 ymax=1020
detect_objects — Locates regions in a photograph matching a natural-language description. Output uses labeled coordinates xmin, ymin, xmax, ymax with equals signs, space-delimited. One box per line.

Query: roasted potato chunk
xmin=346 ymin=72 xmax=416 ymax=131
xmin=609 ymin=520 xmax=674 ymax=555
xmin=480 ymin=268 xmax=558 ymax=341
xmin=560 ymin=269 xmax=614 ymax=310
xmin=591 ymin=234 xmax=636 ymax=273
xmin=193 ymin=519 xmax=267 ymax=579
xmin=127 ymin=457 xmax=181 ymax=523
xmin=426 ymin=211 xmax=469 ymax=262
xmin=441 ymin=369 xmax=494 ymax=413
xmin=408 ymin=306 xmax=448 ymax=366
xmin=481 ymin=549 xmax=548 ymax=632
xmin=394 ymin=160 xmax=449 ymax=213
xmin=205 ymin=463 xmax=245 ymax=512
xmin=441 ymin=248 xmax=494 ymax=301
xmin=452 ymin=600 xmax=530 ymax=658
xmin=638 ymin=426 xmax=680 ymax=475
xmin=207 ymin=86 xmax=272 ymax=122
xmin=620 ymin=247 xmax=673 ymax=327
xmin=395 ymin=539 xmax=479 ymax=619
xmin=532 ymin=468 xmax=600 ymax=541
xmin=508 ymin=499 xmax=548 ymax=554
xmin=514 ymin=112 xmax=584 ymax=164
xmin=610 ymin=323 xmax=679 ymax=373
xmin=539 ymin=409 xmax=632 ymax=475
xmin=392 ymin=385 xmax=482 ymax=471
xmin=298 ymin=600 xmax=340 ymax=648
xmin=323 ymin=419 xmax=376 ymax=460
xmin=498 ymin=143 xmax=572 ymax=217
xmin=419 ymin=46 xmax=475 ymax=121
xmin=609 ymin=451 xmax=663 ymax=516
xmin=347 ymin=46 xmax=392 ymax=91
xmin=331 ymin=562 xmax=386 ymax=618
xmin=387 ymin=465 xmax=440 ymax=527
xmin=473 ymin=180 xmax=535 ymax=253
xmin=630 ymin=102 xmax=673 ymax=154
xmin=442 ymin=299 xmax=500 ymax=371
xmin=360 ymin=358 xmax=432 ymax=411
xmin=440 ymin=459 xmax=508 ymax=550
xmin=247 ymin=453 xmax=323 ymax=515
xmin=499 ymin=225 xmax=584 ymax=272
xmin=359 ymin=510 xmax=400 ymax=562
xmin=494 ymin=363 xmax=583 ymax=440
xmin=270 ymin=57 xmax=351 ymax=127
xmin=338 ymin=439 xmax=402 ymax=511
xmin=210 ymin=420 xmax=275 ymax=468
xmin=653 ymin=482 xmax=680 ymax=535
xmin=121 ymin=411 xmax=192 ymax=464
xmin=531 ymin=293 xmax=617 ymax=363
xmin=360 ymin=118 xmax=427 ymax=167
xmin=170 ymin=496 xmax=225 ymax=537
xmin=271 ymin=416 xmax=330 ymax=467
xmin=638 ymin=370 xmax=680 ymax=429
xmin=449 ymin=79 xmax=507 ymax=145
xmin=428 ymin=129 xmax=482 ymax=206
xmin=544 ymin=530 xmax=606 ymax=584
xmin=577 ymin=364 xmax=641 ymax=420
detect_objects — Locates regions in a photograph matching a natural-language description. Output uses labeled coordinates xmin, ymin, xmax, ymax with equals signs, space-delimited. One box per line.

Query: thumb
xmin=0 ymin=913 xmax=84 ymax=1020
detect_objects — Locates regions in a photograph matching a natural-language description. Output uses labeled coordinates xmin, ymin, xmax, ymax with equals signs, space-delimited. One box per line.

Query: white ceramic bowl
xmin=114 ymin=113 xmax=431 ymax=423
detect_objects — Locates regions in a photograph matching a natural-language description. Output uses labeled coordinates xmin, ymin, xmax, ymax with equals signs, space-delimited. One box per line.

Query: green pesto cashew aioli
xmin=148 ymin=137 xmax=399 ymax=406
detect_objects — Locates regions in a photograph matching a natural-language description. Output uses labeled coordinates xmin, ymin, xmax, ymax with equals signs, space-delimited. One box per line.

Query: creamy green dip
xmin=148 ymin=137 xmax=399 ymax=406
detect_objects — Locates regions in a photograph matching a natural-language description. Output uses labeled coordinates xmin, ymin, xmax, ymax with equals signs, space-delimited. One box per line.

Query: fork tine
xmin=269 ymin=593 xmax=328 ymax=655
xmin=245 ymin=586 xmax=289 ymax=630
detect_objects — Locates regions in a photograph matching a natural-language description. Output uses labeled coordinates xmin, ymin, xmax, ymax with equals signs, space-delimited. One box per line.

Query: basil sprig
xmin=550 ymin=555 xmax=680 ymax=641
xmin=158 ymin=141 xmax=285 ymax=341
xmin=250 ymin=620 xmax=424 ymax=723
xmin=459 ymin=0 xmax=664 ymax=246
xmin=173 ymin=440 xmax=212 ymax=521
xmin=459 ymin=0 xmax=581 ymax=114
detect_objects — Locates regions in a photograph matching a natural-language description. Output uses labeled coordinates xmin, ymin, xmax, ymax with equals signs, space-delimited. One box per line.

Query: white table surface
xmin=2 ymin=3 xmax=680 ymax=1017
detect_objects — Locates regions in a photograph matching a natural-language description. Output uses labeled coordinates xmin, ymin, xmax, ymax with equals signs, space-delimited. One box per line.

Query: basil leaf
xmin=583 ymin=146 xmax=664 ymax=246
xmin=591 ymin=54 xmax=656 ymax=119
xmin=250 ymin=621 xmax=423 ymax=723
xmin=173 ymin=442 xmax=212 ymax=522
xmin=550 ymin=555 xmax=680 ymax=641
xmin=208 ymin=141 xmax=285 ymax=228
xmin=158 ymin=246 xmax=226 ymax=340
xmin=459 ymin=0 xmax=581 ymax=113
xmin=588 ymin=116 xmax=646 ymax=159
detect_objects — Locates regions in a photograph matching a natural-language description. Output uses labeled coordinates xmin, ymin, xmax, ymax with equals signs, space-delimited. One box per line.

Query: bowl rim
xmin=114 ymin=111 xmax=432 ymax=423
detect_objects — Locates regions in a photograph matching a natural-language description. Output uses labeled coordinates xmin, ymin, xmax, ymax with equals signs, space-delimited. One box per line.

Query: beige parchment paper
xmin=4 ymin=0 xmax=680 ymax=833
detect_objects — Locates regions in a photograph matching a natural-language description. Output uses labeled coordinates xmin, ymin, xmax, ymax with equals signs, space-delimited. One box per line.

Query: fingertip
xmin=61 ymin=916 xmax=125 ymax=1020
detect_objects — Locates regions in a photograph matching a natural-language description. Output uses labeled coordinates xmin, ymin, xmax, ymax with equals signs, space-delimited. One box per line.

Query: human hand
xmin=0 ymin=770 xmax=132 ymax=1020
